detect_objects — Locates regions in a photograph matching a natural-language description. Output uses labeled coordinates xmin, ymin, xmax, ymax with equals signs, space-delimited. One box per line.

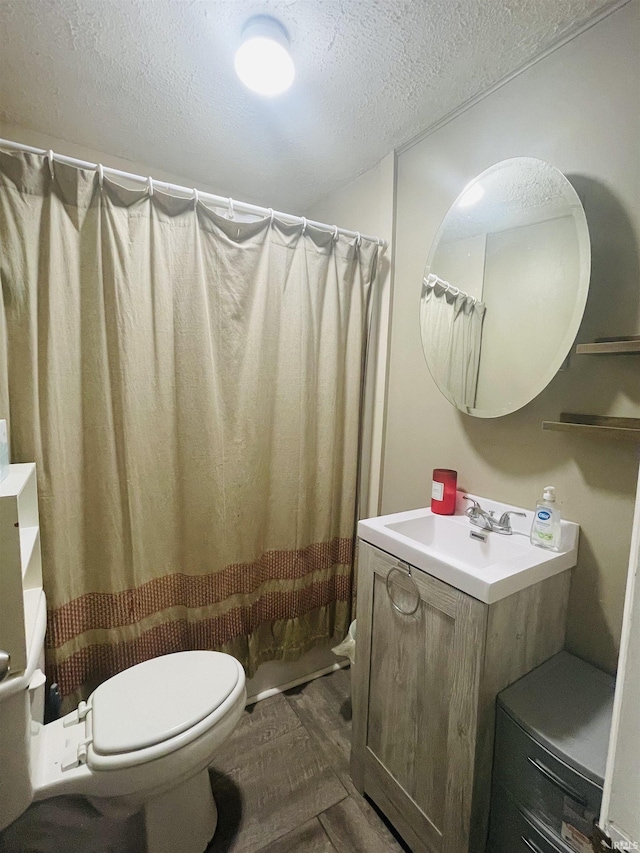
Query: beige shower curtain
xmin=420 ymin=278 xmax=486 ymax=411
xmin=0 ymin=150 xmax=378 ymax=699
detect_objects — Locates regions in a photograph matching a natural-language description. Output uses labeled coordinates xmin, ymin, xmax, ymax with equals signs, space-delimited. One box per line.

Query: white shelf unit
xmin=0 ymin=464 xmax=43 ymax=675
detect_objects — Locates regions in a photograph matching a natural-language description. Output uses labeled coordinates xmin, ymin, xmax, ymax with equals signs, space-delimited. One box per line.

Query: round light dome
xmin=458 ymin=182 xmax=485 ymax=208
xmin=234 ymin=17 xmax=295 ymax=97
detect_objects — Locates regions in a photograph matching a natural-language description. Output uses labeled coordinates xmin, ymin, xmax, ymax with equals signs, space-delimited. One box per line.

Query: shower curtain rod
xmin=0 ymin=138 xmax=387 ymax=252
xmin=424 ymin=273 xmax=479 ymax=305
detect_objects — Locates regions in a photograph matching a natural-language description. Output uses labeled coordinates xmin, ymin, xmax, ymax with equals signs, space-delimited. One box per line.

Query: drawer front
xmin=493 ymin=707 xmax=601 ymax=851
xmin=489 ymin=783 xmax=572 ymax=853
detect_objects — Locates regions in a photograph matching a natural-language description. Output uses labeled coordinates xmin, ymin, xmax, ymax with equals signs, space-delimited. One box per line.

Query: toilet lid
xmin=89 ymin=651 xmax=240 ymax=756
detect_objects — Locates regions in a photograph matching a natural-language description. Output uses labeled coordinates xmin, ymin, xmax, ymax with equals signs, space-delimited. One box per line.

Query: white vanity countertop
xmin=357 ymin=493 xmax=579 ymax=604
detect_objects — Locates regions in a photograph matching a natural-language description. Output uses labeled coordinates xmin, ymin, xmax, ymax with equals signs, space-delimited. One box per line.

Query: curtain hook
xmin=268 ymin=207 xmax=274 ymax=225
xmin=193 ymin=187 xmax=199 ymax=205
xmin=148 ymin=176 xmax=154 ymax=197
xmin=47 ymin=149 xmax=55 ymax=180
xmin=228 ymin=197 xmax=234 ymax=220
xmin=97 ymin=163 xmax=104 ymax=189
xmin=356 ymin=232 xmax=362 ymax=248
xmin=301 ymin=217 xmax=307 ymax=235
xmin=332 ymin=225 xmax=339 ymax=242
xmin=375 ymin=236 xmax=380 ymax=247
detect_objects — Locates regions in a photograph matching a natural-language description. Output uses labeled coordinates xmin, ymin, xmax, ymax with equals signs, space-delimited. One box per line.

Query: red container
xmin=431 ymin=469 xmax=457 ymax=515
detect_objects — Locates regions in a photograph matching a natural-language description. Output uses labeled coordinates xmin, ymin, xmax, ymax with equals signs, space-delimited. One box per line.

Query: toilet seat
xmin=90 ymin=651 xmax=240 ymax=755
xmin=59 ymin=651 xmax=245 ymax=773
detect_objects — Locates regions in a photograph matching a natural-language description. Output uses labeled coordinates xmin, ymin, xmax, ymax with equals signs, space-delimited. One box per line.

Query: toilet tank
xmin=0 ymin=589 xmax=47 ymax=831
xmin=0 ymin=688 xmax=34 ymax=830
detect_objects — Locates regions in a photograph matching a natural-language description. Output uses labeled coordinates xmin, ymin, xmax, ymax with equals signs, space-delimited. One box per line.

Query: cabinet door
xmin=352 ymin=541 xmax=487 ymax=853
xmin=599 ymin=465 xmax=640 ymax=848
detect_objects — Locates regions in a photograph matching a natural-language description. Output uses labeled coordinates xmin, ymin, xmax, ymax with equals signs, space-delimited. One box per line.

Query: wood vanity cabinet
xmin=350 ymin=540 xmax=571 ymax=853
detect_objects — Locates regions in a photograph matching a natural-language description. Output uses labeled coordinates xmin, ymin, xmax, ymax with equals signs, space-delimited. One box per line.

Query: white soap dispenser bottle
xmin=530 ymin=485 xmax=562 ymax=551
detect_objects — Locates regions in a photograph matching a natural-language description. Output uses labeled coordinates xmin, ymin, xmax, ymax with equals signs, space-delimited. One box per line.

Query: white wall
xmin=433 ymin=234 xmax=486 ymax=302
xmin=0 ymin=123 xmax=224 ymax=196
xmin=476 ymin=216 xmax=579 ymax=412
xmin=384 ymin=0 xmax=640 ymax=674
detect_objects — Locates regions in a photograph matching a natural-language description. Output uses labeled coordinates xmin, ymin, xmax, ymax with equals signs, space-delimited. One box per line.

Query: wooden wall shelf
xmin=576 ymin=336 xmax=640 ymax=355
xmin=543 ymin=414 xmax=640 ymax=442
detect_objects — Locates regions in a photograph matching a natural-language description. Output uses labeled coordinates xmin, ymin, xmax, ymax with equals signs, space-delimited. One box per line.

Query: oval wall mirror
xmin=420 ymin=157 xmax=591 ymax=418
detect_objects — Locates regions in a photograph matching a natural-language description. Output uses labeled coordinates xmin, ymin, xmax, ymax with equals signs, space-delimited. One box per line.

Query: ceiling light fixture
xmin=234 ymin=16 xmax=295 ymax=97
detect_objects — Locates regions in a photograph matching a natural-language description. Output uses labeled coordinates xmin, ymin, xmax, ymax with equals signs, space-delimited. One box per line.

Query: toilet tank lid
xmin=89 ymin=651 xmax=240 ymax=756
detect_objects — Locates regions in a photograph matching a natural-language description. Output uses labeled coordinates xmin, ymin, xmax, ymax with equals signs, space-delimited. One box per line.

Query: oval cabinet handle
xmin=0 ymin=650 xmax=11 ymax=683
xmin=386 ymin=564 xmax=421 ymax=616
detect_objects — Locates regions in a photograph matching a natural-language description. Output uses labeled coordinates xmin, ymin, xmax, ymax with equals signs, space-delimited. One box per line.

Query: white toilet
xmin=0 ymin=589 xmax=247 ymax=853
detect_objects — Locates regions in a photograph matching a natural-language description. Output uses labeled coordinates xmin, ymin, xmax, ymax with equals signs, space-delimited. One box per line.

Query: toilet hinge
xmin=77 ymin=737 xmax=91 ymax=766
xmin=63 ymin=700 xmax=90 ymax=728
xmin=60 ymin=735 xmax=92 ymax=772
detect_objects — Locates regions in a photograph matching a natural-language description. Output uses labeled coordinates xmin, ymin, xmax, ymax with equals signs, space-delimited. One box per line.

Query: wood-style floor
xmin=207 ymin=667 xmax=410 ymax=853
xmin=0 ymin=668 xmax=410 ymax=853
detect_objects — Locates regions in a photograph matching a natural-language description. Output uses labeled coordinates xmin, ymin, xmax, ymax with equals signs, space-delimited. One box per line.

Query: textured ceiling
xmin=0 ymin=0 xmax=618 ymax=212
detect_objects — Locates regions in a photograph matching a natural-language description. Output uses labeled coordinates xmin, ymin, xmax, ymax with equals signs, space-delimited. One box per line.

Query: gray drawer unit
xmin=490 ymin=783 xmax=572 ymax=853
xmin=490 ymin=652 xmax=615 ymax=853
xmin=494 ymin=707 xmax=602 ymax=840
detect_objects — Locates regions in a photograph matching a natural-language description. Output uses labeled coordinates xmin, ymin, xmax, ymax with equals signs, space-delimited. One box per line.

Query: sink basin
xmin=358 ymin=493 xmax=579 ymax=603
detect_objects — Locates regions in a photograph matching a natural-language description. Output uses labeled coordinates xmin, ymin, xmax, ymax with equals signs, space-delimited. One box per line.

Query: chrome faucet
xmin=0 ymin=650 xmax=10 ymax=684
xmin=492 ymin=510 xmax=527 ymax=535
xmin=463 ymin=496 xmax=494 ymax=530
xmin=463 ymin=496 xmax=526 ymax=536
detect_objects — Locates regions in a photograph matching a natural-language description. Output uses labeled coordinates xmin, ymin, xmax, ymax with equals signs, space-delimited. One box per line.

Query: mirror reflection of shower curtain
xmin=421 ymin=283 xmax=486 ymax=410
